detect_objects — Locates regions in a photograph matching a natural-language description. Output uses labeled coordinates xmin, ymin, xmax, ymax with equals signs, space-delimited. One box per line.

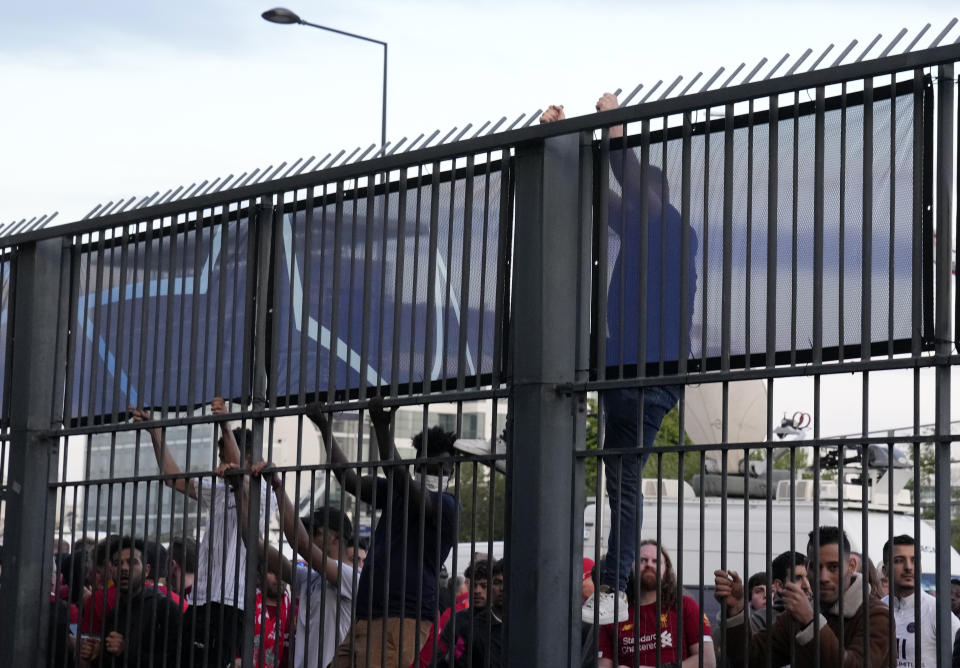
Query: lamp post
xmin=262 ymin=7 xmax=387 ymax=156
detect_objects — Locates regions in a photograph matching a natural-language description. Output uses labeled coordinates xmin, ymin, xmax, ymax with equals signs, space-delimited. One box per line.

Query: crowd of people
xmin=41 ymin=89 xmax=960 ymax=668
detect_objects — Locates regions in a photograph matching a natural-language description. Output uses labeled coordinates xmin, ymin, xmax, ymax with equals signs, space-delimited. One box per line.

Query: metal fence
xmin=1 ymin=38 xmax=960 ymax=668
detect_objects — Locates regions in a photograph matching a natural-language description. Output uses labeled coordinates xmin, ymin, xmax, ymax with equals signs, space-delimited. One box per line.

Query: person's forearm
xmin=218 ymin=419 xmax=241 ymax=465
xmin=273 ymin=480 xmax=312 ymax=557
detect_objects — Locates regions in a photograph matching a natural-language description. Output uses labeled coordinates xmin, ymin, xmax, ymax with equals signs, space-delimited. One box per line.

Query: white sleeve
xmin=337 ymin=562 xmax=355 ymax=600
xmin=197 ymin=477 xmax=215 ymax=512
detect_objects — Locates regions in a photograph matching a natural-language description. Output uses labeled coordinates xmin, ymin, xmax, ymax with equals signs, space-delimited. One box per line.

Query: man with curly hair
xmin=308 ymin=400 xmax=459 ymax=668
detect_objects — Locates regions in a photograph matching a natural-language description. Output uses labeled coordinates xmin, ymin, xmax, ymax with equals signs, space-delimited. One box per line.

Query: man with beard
xmin=715 ymin=526 xmax=891 ymax=667
xmin=712 ymin=551 xmax=812 ymax=662
xmin=881 ymin=534 xmax=960 ymax=667
xmin=78 ymin=537 xmax=182 ymax=667
xmin=598 ymin=541 xmax=714 ymax=668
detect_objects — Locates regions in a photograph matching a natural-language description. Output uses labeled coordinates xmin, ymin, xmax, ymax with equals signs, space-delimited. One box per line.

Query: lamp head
xmin=262 ymin=7 xmax=301 ymax=24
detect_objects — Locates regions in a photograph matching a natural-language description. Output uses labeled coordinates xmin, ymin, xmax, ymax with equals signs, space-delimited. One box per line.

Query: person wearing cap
xmin=307 ymin=398 xmax=459 ymax=668
xmin=240 ymin=462 xmax=356 ymax=668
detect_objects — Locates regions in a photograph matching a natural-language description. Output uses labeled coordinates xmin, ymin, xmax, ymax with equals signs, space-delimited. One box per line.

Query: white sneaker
xmin=581 ymin=586 xmax=630 ymax=625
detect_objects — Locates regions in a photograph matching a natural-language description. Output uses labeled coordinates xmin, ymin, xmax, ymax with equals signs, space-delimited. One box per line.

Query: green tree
xmin=583 ymin=399 xmax=699 ymax=497
xmin=456 ymin=460 xmax=506 ymax=542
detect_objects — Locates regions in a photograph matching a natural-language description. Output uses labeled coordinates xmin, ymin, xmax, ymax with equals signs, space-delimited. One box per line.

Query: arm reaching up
xmin=252 ymin=461 xmax=352 ymax=585
xmin=305 ymin=402 xmax=379 ymax=504
xmin=131 ymin=406 xmax=197 ymax=499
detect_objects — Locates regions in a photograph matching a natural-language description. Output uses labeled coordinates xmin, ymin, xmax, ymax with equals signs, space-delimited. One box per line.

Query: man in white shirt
xmin=882 ymin=534 xmax=960 ymax=667
xmin=133 ymin=398 xmax=266 ymax=667
xmin=249 ymin=463 xmax=356 ymax=668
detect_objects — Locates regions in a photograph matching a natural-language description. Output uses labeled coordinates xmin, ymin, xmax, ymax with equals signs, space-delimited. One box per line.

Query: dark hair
xmin=491 ymin=559 xmax=504 ymax=577
xmin=169 ymin=537 xmax=198 ymax=574
xmin=72 ymin=537 xmax=97 ymax=554
xmin=808 ymin=526 xmax=851 ymax=559
xmin=59 ymin=553 xmax=90 ymax=604
xmin=109 ymin=536 xmax=147 ymax=562
xmin=465 ymin=559 xmax=490 ymax=582
xmin=219 ymin=427 xmax=255 ymax=462
xmin=627 ymin=540 xmax=678 ymax=611
xmin=357 ymin=536 xmax=370 ymax=551
xmin=747 ymin=572 xmax=767 ymax=592
xmin=301 ymin=506 xmax=353 ymax=543
xmin=142 ymin=541 xmax=168 ymax=580
xmin=412 ymin=426 xmax=457 ymax=458
xmin=882 ymin=534 xmax=915 ymax=567
xmin=952 ymin=578 xmax=960 ymax=587
xmin=94 ymin=535 xmax=122 ymax=567
xmin=771 ymin=551 xmax=808 ymax=582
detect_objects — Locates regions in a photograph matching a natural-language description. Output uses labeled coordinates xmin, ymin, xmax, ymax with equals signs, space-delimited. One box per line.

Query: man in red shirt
xmin=598 ymin=541 xmax=715 ymax=668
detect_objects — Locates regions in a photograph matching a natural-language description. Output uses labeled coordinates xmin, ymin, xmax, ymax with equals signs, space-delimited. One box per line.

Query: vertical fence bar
xmin=504 ymin=132 xmax=581 ymax=668
xmin=934 ymin=62 xmax=954 ymax=666
xmin=0 ymin=238 xmax=68 ymax=662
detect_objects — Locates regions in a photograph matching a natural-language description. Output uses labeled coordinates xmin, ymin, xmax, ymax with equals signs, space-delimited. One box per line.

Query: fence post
xmin=0 ymin=238 xmax=68 ymax=663
xmin=505 ymin=132 xmax=584 ymax=667
xmin=933 ymin=62 xmax=954 ymax=665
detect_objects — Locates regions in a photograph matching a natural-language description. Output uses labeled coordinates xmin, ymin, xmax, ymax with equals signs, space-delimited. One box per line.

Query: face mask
xmin=422 ymin=474 xmax=449 ymax=493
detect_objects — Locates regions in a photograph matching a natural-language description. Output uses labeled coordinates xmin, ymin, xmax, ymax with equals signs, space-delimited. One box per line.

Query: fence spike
xmin=439 ymin=127 xmax=459 ymax=144
xmin=40 ymin=212 xmax=58 ymax=228
xmin=786 ymin=49 xmax=813 ymax=76
xmin=83 ymin=204 xmax=104 ymax=220
xmin=310 ymin=154 xmax=330 ymax=171
xmin=281 ymin=158 xmax=304 ymax=179
xmin=406 ymin=134 xmax=426 ymax=151
xmin=96 ymin=201 xmax=115 ymax=216
xmin=105 ymin=200 xmax=126 ymax=216
xmin=831 ymin=39 xmax=859 ymax=67
xmin=472 ymin=120 xmax=492 ymax=139
xmin=116 ymin=196 xmax=138 ymax=214
xmin=213 ymin=177 xmax=234 ymax=194
xmin=659 ymin=76 xmax=683 ymax=100
xmin=855 ymin=34 xmax=883 ymax=62
xmin=742 ymin=58 xmax=768 ymax=85
xmin=485 ymin=117 xmax=507 ymax=136
xmin=353 ymin=144 xmax=377 ymax=163
xmin=720 ymin=63 xmax=746 ymax=88
xmin=337 ymin=148 xmax=361 ymax=167
xmin=266 ymin=163 xmax=287 ymax=181
xmin=621 ymin=83 xmax=644 ymax=106
xmin=176 ymin=183 xmax=198 ymax=200
xmin=388 ymin=137 xmax=409 ymax=154
xmin=640 ymin=81 xmax=664 ymax=103
xmin=808 ymin=44 xmax=835 ymax=72
xmin=879 ymin=28 xmax=908 ymax=58
xmin=764 ymin=53 xmax=790 ymax=80
xmin=506 ymin=113 xmax=526 ymax=131
xmin=25 ymin=216 xmax=47 ymax=232
xmin=160 ymin=186 xmax=184 ymax=205
xmin=905 ymin=24 xmax=932 ymax=52
xmin=136 ymin=192 xmax=160 ymax=209
xmin=7 ymin=218 xmax=32 ymax=235
xmin=521 ymin=112 xmax=541 ymax=128
xmin=198 ymin=179 xmax=220 ymax=197
xmin=420 ymin=129 xmax=442 ymax=148
xmin=294 ymin=156 xmax=317 ymax=175
xmin=699 ymin=67 xmax=725 ymax=93
xmin=250 ymin=168 xmax=272 ymax=186
xmin=320 ymin=151 xmax=344 ymax=170
xmin=451 ymin=125 xmax=472 ymax=143
xmin=182 ymin=182 xmax=202 ymax=200
xmin=679 ymin=72 xmax=703 ymax=97
xmin=238 ymin=170 xmax=260 ymax=188
xmin=930 ymin=17 xmax=958 ymax=48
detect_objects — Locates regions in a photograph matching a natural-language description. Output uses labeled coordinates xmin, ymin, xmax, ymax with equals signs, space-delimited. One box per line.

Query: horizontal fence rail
xmin=0 ymin=41 xmax=959 ymax=668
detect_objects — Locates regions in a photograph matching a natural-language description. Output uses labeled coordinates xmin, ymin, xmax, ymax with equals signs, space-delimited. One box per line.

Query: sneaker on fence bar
xmin=581 ymin=585 xmax=629 ymax=625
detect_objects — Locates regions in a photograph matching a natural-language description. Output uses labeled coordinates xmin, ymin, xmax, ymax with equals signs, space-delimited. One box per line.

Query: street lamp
xmin=262 ymin=7 xmax=388 ymax=156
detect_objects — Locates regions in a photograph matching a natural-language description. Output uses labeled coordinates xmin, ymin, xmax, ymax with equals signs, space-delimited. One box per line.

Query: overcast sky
xmin=4 ymin=1 xmax=960 ymax=437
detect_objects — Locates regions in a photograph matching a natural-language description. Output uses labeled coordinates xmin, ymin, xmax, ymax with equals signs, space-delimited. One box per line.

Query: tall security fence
xmin=2 ymin=37 xmax=960 ymax=668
